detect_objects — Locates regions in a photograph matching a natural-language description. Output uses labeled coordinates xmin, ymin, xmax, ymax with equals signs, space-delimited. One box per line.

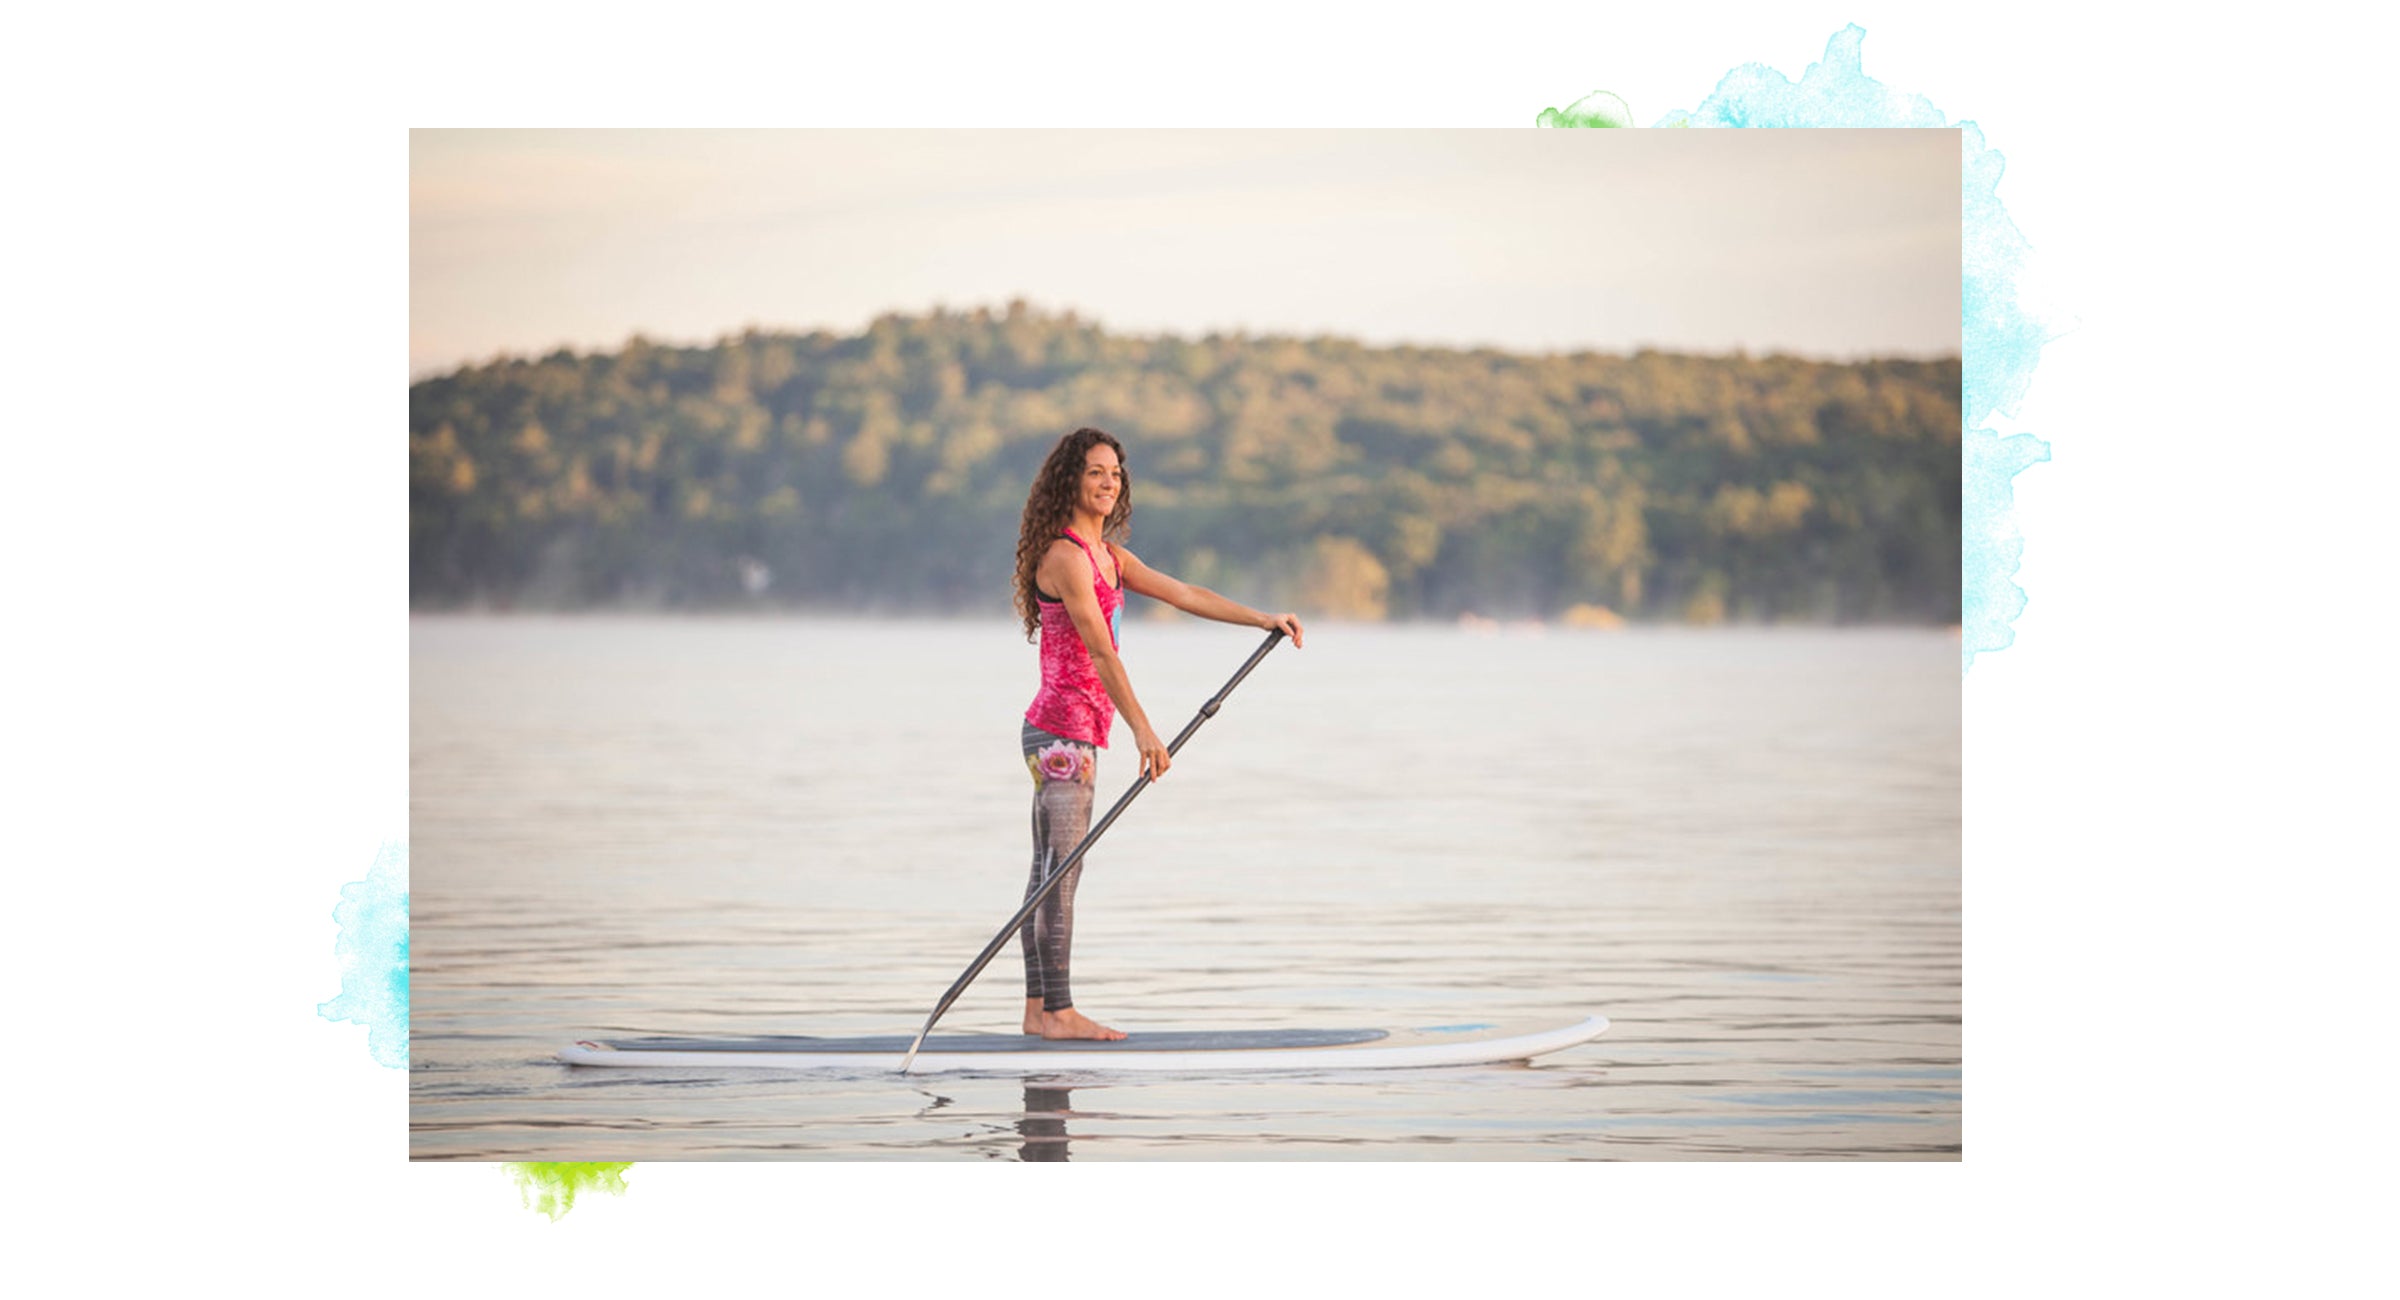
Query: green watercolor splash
xmin=1536 ymin=89 xmax=1633 ymax=127
xmin=1544 ymin=25 xmax=2061 ymax=670
xmin=319 ymin=841 xmax=409 ymax=1068
xmin=506 ymin=1163 xmax=634 ymax=1221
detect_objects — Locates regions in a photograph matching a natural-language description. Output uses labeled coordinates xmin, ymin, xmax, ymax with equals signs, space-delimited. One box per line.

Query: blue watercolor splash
xmin=1653 ymin=25 xmax=1949 ymax=129
xmin=1548 ymin=25 xmax=2059 ymax=670
xmin=319 ymin=841 xmax=409 ymax=1068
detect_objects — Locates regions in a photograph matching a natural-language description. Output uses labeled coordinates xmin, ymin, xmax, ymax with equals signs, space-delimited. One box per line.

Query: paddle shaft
xmin=898 ymin=629 xmax=1285 ymax=1071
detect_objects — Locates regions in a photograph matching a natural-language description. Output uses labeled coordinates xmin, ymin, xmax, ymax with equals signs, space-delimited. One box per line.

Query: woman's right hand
xmin=1259 ymin=611 xmax=1305 ymax=648
xmin=1135 ymin=725 xmax=1172 ymax=781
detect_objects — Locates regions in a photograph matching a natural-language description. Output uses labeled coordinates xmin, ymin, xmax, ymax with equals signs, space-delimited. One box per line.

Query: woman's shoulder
xmin=1036 ymin=536 xmax=1086 ymax=579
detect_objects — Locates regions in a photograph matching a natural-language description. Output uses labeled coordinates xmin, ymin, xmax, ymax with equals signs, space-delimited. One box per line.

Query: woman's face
xmin=1078 ymin=444 xmax=1123 ymax=519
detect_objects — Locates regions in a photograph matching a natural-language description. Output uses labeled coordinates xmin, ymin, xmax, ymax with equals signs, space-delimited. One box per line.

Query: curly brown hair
xmin=1015 ymin=427 xmax=1132 ymax=641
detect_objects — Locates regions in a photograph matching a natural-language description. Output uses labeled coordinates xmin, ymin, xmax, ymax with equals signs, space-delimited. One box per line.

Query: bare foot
xmin=1022 ymin=1006 xmax=1127 ymax=1040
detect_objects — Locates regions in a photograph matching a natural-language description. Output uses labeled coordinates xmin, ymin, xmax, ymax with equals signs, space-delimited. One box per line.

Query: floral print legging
xmin=1020 ymin=720 xmax=1099 ymax=1012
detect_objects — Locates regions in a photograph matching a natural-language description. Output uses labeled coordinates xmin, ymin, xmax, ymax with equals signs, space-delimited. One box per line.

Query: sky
xmin=410 ymin=128 xmax=1961 ymax=377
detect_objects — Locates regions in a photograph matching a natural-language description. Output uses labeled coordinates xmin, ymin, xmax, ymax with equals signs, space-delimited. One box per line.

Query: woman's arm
xmin=1041 ymin=542 xmax=1172 ymax=779
xmin=1112 ymin=545 xmax=1306 ymax=648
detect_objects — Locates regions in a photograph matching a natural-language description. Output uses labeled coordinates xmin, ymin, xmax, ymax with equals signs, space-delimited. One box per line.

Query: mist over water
xmin=410 ymin=616 xmax=1959 ymax=1160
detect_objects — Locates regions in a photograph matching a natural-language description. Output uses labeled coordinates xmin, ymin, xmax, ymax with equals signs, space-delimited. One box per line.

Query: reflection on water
xmin=410 ymin=618 xmax=1960 ymax=1160
xmin=1018 ymin=1084 xmax=1075 ymax=1162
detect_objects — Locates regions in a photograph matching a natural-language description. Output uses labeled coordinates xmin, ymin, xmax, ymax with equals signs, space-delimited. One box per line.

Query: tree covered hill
xmin=410 ymin=302 xmax=1960 ymax=623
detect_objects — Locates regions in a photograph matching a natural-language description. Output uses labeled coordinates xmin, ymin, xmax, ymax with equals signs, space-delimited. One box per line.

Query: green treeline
xmin=410 ymin=301 xmax=1960 ymax=623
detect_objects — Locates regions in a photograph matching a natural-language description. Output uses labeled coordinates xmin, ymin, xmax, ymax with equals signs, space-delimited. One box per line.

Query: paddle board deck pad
xmin=558 ymin=1015 xmax=1607 ymax=1073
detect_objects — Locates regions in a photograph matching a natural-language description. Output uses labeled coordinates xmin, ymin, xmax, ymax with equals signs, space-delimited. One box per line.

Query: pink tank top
xmin=1025 ymin=530 xmax=1124 ymax=747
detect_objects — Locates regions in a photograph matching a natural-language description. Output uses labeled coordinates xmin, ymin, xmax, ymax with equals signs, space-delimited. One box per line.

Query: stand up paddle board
xmin=559 ymin=1015 xmax=1607 ymax=1073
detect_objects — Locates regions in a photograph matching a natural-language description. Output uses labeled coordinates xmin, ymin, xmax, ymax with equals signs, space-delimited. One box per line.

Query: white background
xmin=7 ymin=0 xmax=2388 ymax=1294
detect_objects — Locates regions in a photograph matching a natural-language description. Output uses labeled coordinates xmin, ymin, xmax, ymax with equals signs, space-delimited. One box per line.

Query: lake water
xmin=410 ymin=615 xmax=1960 ymax=1160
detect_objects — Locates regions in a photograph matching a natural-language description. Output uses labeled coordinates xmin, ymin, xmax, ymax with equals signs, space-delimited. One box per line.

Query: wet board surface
xmin=559 ymin=1015 xmax=1609 ymax=1073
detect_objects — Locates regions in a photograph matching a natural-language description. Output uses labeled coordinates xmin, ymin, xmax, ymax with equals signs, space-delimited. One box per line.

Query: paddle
xmin=899 ymin=628 xmax=1286 ymax=1072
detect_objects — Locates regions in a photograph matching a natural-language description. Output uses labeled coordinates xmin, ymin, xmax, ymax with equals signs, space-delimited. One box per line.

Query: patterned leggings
xmin=1020 ymin=720 xmax=1098 ymax=1012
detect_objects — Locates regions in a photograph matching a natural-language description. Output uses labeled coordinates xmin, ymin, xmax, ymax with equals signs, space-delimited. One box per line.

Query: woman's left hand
xmin=1262 ymin=612 xmax=1305 ymax=648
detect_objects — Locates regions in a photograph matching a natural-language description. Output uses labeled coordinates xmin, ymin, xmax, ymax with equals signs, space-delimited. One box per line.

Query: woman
xmin=1014 ymin=427 xmax=1305 ymax=1040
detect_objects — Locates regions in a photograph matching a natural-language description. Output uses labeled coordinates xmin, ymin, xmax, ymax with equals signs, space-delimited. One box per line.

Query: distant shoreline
xmin=413 ymin=306 xmax=1961 ymax=625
